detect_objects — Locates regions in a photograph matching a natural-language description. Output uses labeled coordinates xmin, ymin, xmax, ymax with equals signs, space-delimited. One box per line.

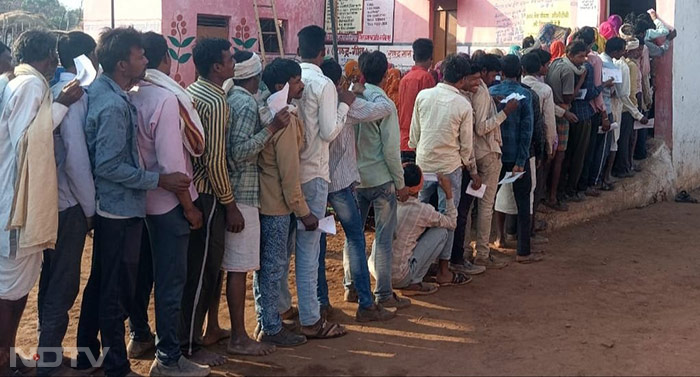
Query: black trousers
xmin=499 ymin=162 xmax=532 ymax=257
xmin=613 ymin=112 xmax=635 ymax=175
xmin=37 ymin=205 xmax=88 ymax=376
xmin=76 ymin=216 xmax=144 ymax=377
xmin=179 ymin=194 xmax=226 ymax=355
xmin=451 ymin=171 xmax=474 ymax=264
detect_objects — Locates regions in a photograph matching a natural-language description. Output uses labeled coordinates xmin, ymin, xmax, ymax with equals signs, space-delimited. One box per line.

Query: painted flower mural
xmin=167 ymin=14 xmax=194 ymax=86
xmin=233 ymin=18 xmax=257 ymax=51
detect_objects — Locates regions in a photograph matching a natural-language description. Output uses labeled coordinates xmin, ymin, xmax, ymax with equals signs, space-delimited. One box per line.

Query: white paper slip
xmin=575 ymin=88 xmax=587 ymax=100
xmin=466 ymin=181 xmax=486 ymax=198
xmin=423 ymin=172 xmax=438 ymax=182
xmin=633 ymin=118 xmax=654 ymax=130
xmin=297 ymin=215 xmax=337 ymax=234
xmin=348 ymin=82 xmax=354 ymax=91
xmin=602 ymin=67 xmax=623 ymax=83
xmin=498 ymin=172 xmax=525 ymax=185
xmin=500 ymin=92 xmax=527 ymax=103
xmin=597 ymin=121 xmax=620 ymax=134
xmin=266 ymin=82 xmax=289 ymax=115
xmin=74 ymin=54 xmax=96 ymax=87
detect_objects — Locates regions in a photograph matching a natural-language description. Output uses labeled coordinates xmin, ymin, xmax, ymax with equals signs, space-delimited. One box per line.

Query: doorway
xmin=609 ymin=0 xmax=657 ymax=19
xmin=432 ymin=0 xmax=457 ymax=63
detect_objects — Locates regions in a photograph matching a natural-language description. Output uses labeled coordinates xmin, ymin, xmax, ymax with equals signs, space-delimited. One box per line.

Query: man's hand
xmin=513 ymin=165 xmax=525 ymax=173
xmin=601 ymin=115 xmax=611 ymax=132
xmin=640 ymin=116 xmax=649 ymax=125
xmin=548 ymin=151 xmax=556 ymax=162
xmin=648 ymin=9 xmax=658 ymax=20
xmin=504 ymin=98 xmax=519 ymax=115
xmin=270 ymin=108 xmax=291 ymax=132
xmin=225 ymin=203 xmax=245 ymax=233
xmin=604 ymin=77 xmax=615 ymax=88
xmin=396 ymin=186 xmax=410 ymax=202
xmin=492 ymin=95 xmax=505 ymax=105
xmin=55 ymin=79 xmax=84 ymax=107
xmin=338 ymin=89 xmax=356 ymax=106
xmin=158 ymin=172 xmax=191 ymax=193
xmin=564 ymin=111 xmax=579 ymax=124
xmin=437 ymin=173 xmax=453 ymax=199
xmin=469 ymin=172 xmax=482 ymax=191
xmin=350 ymin=81 xmax=365 ymax=95
xmin=183 ymin=206 xmax=204 ymax=230
xmin=300 ymin=213 xmax=319 ymax=231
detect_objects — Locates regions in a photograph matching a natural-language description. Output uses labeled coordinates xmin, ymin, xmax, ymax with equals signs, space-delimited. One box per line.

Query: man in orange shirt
xmin=398 ymin=38 xmax=436 ymax=163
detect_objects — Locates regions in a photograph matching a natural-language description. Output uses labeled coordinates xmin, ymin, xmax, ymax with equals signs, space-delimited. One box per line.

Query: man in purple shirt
xmin=128 ymin=32 xmax=209 ymax=377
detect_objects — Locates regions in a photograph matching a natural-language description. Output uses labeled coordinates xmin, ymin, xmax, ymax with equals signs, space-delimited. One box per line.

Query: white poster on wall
xmin=325 ymin=0 xmax=395 ymax=44
xmin=576 ymin=0 xmax=600 ymax=28
xmin=379 ymin=45 xmax=413 ymax=70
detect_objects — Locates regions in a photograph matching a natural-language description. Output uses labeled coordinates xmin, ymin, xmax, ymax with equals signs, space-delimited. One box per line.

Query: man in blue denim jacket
xmin=489 ymin=55 xmax=542 ymax=264
xmin=76 ymin=27 xmax=190 ymax=377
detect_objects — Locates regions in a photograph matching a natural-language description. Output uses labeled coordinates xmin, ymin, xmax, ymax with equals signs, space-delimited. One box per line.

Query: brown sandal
xmin=300 ymin=319 xmax=346 ymax=339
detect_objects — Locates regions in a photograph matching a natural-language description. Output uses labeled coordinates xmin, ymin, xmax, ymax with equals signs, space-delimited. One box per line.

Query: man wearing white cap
xmin=223 ymin=50 xmax=291 ymax=355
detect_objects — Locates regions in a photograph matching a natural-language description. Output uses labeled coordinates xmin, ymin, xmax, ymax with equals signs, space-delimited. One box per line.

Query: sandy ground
xmin=14 ymin=197 xmax=700 ymax=376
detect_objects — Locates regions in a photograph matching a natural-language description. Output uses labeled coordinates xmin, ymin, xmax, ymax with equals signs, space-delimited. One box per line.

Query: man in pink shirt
xmin=397 ymin=38 xmax=436 ymax=163
xmin=129 ymin=32 xmax=210 ymax=377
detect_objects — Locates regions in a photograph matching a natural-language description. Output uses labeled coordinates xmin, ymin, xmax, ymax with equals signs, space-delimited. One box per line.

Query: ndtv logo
xmin=10 ymin=347 xmax=109 ymax=368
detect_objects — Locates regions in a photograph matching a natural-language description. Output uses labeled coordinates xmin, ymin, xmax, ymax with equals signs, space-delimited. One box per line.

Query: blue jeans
xmin=277 ymin=217 xmax=295 ymax=314
xmin=254 ymin=215 xmax=290 ymax=336
xmin=419 ymin=168 xmax=463 ymax=260
xmin=355 ymin=182 xmax=397 ymax=302
xmin=294 ymin=178 xmax=328 ymax=326
xmin=319 ymin=185 xmax=374 ymax=309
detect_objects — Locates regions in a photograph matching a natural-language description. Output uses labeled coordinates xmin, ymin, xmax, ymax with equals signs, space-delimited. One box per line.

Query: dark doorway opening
xmin=609 ymin=0 xmax=657 ymax=19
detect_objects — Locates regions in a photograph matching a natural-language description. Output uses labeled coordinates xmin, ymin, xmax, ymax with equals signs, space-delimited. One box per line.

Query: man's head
xmin=58 ymin=31 xmax=97 ymax=74
xmin=232 ymin=50 xmax=261 ymax=89
xmin=634 ymin=19 xmax=654 ymax=39
xmin=320 ymin=58 xmax=343 ymax=87
xmin=0 ymin=41 xmax=12 ymax=74
xmin=412 ymin=38 xmax=433 ymax=67
xmin=477 ymin=53 xmax=502 ymax=86
xmin=142 ymin=32 xmax=170 ymax=74
xmin=403 ymin=163 xmax=423 ymax=196
xmin=533 ymin=49 xmax=551 ymax=75
xmin=566 ymin=40 xmax=588 ymax=67
xmin=97 ymin=27 xmax=148 ymax=81
xmin=521 ymin=52 xmax=542 ymax=76
xmin=605 ymin=37 xmax=627 ymax=59
xmin=522 ymin=35 xmax=535 ymax=49
xmin=359 ymin=50 xmax=388 ymax=86
xmin=577 ymin=26 xmax=596 ymax=50
xmin=192 ymin=38 xmax=234 ymax=82
xmin=297 ymin=25 xmax=326 ymax=64
xmin=442 ymin=53 xmax=471 ymax=89
xmin=625 ymin=38 xmax=643 ymax=59
xmin=501 ymin=54 xmax=521 ymax=79
xmin=464 ymin=58 xmax=482 ymax=93
xmin=12 ymin=30 xmax=58 ymax=79
xmin=262 ymin=58 xmax=304 ymax=101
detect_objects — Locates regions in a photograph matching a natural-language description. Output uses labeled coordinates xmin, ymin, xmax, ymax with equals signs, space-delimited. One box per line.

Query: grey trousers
xmin=394 ymin=227 xmax=449 ymax=288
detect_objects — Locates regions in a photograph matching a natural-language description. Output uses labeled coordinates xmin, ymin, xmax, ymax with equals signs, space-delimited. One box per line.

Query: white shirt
xmin=0 ymin=74 xmax=68 ymax=258
xmin=522 ymin=75 xmax=557 ymax=155
xmin=295 ymin=62 xmax=349 ymax=184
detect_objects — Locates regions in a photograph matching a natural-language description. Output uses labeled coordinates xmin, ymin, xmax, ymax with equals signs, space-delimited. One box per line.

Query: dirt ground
xmin=14 ymin=197 xmax=700 ymax=376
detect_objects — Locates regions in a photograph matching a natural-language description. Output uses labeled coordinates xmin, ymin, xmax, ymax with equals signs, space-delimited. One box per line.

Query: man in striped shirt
xmin=180 ymin=38 xmax=239 ymax=367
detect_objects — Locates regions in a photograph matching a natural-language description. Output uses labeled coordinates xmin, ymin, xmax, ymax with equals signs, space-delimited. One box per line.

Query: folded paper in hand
xmin=466 ymin=181 xmax=486 ymax=198
xmin=633 ymin=118 xmax=654 ymax=130
xmin=598 ymin=121 xmax=620 ymax=134
xmin=575 ymin=88 xmax=588 ymax=100
xmin=423 ymin=172 xmax=438 ymax=182
xmin=500 ymin=92 xmax=527 ymax=103
xmin=298 ymin=215 xmax=337 ymax=234
xmin=498 ymin=172 xmax=525 ymax=185
xmin=74 ymin=54 xmax=96 ymax=87
xmin=266 ymin=82 xmax=289 ymax=115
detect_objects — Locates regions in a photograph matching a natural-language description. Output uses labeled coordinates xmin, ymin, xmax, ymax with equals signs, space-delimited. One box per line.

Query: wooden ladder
xmin=253 ymin=0 xmax=285 ymax=60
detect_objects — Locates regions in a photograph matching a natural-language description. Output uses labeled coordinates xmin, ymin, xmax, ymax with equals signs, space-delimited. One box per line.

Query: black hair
xmin=141 ymin=32 xmax=168 ymax=70
xmin=262 ymin=58 xmax=302 ymax=94
xmin=533 ymin=49 xmax=551 ymax=66
xmin=192 ymin=38 xmax=231 ymax=78
xmin=521 ymin=52 xmax=542 ymax=75
xmin=0 ymin=41 xmax=8 ymax=55
xmin=442 ymin=53 xmax=471 ymax=84
xmin=577 ymin=26 xmax=596 ymax=46
xmin=297 ymin=25 xmax=326 ymax=59
xmin=635 ymin=19 xmax=654 ymax=36
xmin=566 ymin=40 xmax=588 ymax=56
xmin=605 ymin=37 xmax=627 ymax=55
xmin=12 ymin=30 xmax=56 ymax=64
xmin=477 ymin=53 xmax=502 ymax=73
xmin=320 ymin=58 xmax=342 ymax=86
xmin=412 ymin=38 xmax=433 ymax=63
xmin=501 ymin=54 xmax=521 ymax=78
xmin=232 ymin=50 xmax=255 ymax=86
xmin=522 ymin=35 xmax=535 ymax=49
xmin=467 ymin=57 xmax=483 ymax=75
xmin=471 ymin=49 xmax=486 ymax=63
xmin=403 ymin=163 xmax=422 ymax=188
xmin=97 ymin=27 xmax=143 ymax=74
xmin=636 ymin=12 xmax=654 ymax=25
xmin=58 ymin=31 xmax=96 ymax=69
xmin=359 ymin=50 xmax=388 ymax=85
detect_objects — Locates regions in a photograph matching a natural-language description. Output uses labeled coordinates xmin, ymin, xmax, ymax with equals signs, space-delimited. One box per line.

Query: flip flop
xmin=301 ymin=319 xmax=346 ymax=339
xmin=438 ymin=272 xmax=472 ymax=287
xmin=675 ymin=190 xmax=698 ymax=204
xmin=400 ymin=282 xmax=439 ymax=296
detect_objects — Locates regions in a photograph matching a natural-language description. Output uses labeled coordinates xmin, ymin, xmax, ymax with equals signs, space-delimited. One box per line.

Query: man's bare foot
xmin=202 ymin=326 xmax=231 ymax=346
xmin=227 ymin=336 xmax=276 ymax=356
xmin=187 ymin=349 xmax=227 ymax=367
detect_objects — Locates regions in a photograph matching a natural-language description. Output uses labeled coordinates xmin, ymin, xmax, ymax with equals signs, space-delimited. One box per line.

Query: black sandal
xmin=301 ymin=319 xmax=346 ymax=339
xmin=438 ymin=272 xmax=472 ymax=287
xmin=675 ymin=190 xmax=698 ymax=203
